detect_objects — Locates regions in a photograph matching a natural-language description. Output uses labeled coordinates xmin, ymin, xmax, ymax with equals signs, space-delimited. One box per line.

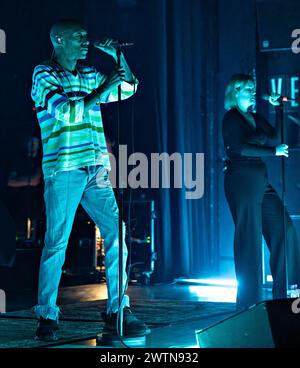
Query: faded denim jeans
xmin=34 ymin=165 xmax=129 ymax=320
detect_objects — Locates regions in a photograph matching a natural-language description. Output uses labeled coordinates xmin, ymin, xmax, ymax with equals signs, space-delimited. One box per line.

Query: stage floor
xmin=0 ymin=282 xmax=272 ymax=348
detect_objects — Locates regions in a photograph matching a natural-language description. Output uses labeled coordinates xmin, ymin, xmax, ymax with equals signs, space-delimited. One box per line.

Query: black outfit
xmin=222 ymin=107 xmax=300 ymax=309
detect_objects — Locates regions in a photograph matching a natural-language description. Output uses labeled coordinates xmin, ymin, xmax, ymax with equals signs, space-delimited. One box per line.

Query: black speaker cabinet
xmin=196 ymin=299 xmax=300 ymax=348
xmin=123 ymin=200 xmax=156 ymax=284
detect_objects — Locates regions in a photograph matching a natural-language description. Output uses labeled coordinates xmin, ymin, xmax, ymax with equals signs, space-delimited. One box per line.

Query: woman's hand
xmin=276 ymin=144 xmax=289 ymax=157
xmin=269 ymin=92 xmax=281 ymax=106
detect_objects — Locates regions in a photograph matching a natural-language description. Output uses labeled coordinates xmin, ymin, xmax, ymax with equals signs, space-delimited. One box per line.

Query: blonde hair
xmin=224 ymin=74 xmax=255 ymax=111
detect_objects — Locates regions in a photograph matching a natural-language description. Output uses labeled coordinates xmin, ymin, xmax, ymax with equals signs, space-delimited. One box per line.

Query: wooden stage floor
xmin=0 ymin=283 xmax=241 ymax=348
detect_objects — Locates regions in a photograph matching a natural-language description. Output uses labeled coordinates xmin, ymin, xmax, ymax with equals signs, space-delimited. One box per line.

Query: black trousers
xmin=224 ymin=161 xmax=300 ymax=309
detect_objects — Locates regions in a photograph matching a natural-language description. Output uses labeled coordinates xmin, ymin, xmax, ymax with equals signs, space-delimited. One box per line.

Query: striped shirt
xmin=31 ymin=60 xmax=137 ymax=176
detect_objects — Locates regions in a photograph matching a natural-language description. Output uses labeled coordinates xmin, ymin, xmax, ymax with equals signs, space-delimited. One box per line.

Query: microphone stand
xmin=277 ymin=103 xmax=289 ymax=297
xmin=97 ymin=43 xmax=143 ymax=347
xmin=117 ymin=45 xmax=124 ymax=337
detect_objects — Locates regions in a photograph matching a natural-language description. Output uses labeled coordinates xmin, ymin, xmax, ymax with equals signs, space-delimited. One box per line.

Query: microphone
xmin=93 ymin=40 xmax=134 ymax=48
xmin=261 ymin=93 xmax=295 ymax=102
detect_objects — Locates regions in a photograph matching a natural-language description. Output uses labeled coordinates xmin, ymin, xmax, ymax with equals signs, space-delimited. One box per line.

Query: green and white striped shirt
xmin=31 ymin=60 xmax=137 ymax=176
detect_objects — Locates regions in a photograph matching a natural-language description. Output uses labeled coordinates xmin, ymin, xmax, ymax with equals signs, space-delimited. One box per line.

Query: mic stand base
xmin=96 ymin=333 xmax=146 ymax=348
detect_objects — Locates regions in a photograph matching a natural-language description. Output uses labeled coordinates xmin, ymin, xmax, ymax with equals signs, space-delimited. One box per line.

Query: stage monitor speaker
xmin=256 ymin=0 xmax=300 ymax=52
xmin=196 ymin=299 xmax=300 ymax=348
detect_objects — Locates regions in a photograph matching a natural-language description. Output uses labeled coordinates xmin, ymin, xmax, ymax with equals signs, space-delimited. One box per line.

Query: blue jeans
xmin=34 ymin=165 xmax=129 ymax=320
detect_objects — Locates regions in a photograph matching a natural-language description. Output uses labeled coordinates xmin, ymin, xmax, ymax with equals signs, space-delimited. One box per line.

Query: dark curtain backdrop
xmin=84 ymin=0 xmax=220 ymax=281
xmin=149 ymin=0 xmax=220 ymax=280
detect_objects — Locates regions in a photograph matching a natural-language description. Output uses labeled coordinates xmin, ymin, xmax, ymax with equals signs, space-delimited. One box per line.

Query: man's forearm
xmin=114 ymin=52 xmax=134 ymax=83
xmin=83 ymin=84 xmax=108 ymax=113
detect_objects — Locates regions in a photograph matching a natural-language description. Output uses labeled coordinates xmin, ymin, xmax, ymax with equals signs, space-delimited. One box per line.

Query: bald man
xmin=31 ymin=19 xmax=150 ymax=341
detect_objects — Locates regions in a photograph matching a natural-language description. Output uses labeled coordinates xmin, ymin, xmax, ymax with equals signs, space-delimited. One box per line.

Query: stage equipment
xmin=96 ymin=333 xmax=146 ymax=348
xmin=124 ymin=200 xmax=157 ymax=285
xmin=196 ymin=298 xmax=300 ymax=348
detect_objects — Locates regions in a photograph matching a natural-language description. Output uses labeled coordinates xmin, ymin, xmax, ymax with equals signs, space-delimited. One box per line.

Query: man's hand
xmin=94 ymin=38 xmax=119 ymax=60
xmin=94 ymin=38 xmax=134 ymax=83
xmin=98 ymin=66 xmax=126 ymax=94
xmin=83 ymin=66 xmax=125 ymax=113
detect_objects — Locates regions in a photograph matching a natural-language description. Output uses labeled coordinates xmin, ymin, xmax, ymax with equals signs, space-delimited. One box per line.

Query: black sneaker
xmin=35 ymin=317 xmax=59 ymax=341
xmin=102 ymin=307 xmax=151 ymax=337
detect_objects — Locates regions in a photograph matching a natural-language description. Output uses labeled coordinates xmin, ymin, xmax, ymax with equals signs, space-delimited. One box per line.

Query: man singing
xmin=31 ymin=19 xmax=150 ymax=341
